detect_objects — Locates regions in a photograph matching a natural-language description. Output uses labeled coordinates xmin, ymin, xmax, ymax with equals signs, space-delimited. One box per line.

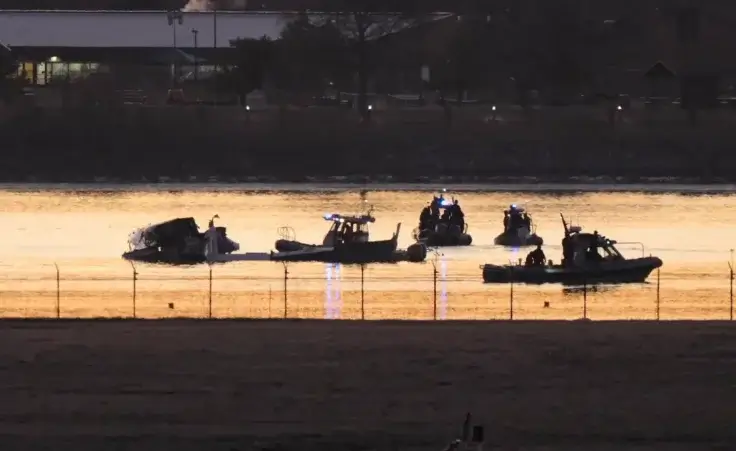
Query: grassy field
xmin=0 ymin=319 xmax=734 ymax=450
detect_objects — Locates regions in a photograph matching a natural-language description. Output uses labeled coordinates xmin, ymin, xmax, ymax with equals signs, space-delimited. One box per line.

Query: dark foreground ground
xmin=0 ymin=320 xmax=734 ymax=450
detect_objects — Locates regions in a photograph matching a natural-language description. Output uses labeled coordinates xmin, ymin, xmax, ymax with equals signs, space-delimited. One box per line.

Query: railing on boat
xmin=616 ymin=241 xmax=646 ymax=257
xmin=277 ymin=226 xmax=295 ymax=241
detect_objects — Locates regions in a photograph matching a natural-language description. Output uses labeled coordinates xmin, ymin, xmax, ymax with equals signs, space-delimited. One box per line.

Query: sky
xmin=184 ymin=0 xmax=212 ymax=11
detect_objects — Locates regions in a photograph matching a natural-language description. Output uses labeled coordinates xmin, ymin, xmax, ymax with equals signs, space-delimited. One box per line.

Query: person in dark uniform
xmin=451 ymin=199 xmax=465 ymax=230
xmin=525 ymin=244 xmax=546 ymax=267
xmin=562 ymin=235 xmax=574 ymax=266
xmin=588 ymin=230 xmax=602 ymax=261
xmin=430 ymin=197 xmax=440 ymax=220
xmin=419 ymin=205 xmax=431 ymax=230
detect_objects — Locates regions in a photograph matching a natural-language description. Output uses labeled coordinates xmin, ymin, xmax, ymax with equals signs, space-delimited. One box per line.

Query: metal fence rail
xmin=0 ymin=260 xmax=734 ymax=321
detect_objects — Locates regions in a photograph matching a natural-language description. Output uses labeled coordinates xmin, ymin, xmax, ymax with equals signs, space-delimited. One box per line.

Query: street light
xmin=166 ymin=10 xmax=183 ymax=86
xmin=213 ymin=4 xmax=219 ymax=90
xmin=191 ymin=28 xmax=199 ymax=81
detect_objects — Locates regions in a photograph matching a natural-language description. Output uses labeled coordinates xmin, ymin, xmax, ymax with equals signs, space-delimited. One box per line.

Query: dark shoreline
xmin=6 ymin=175 xmax=736 ymax=184
xmin=3 ymin=176 xmax=736 ymax=191
xmin=5 ymin=105 xmax=736 ymax=184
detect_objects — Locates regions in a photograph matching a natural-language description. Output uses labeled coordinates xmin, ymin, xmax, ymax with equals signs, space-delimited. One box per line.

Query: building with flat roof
xmin=0 ymin=9 xmax=284 ymax=48
xmin=0 ymin=10 xmax=289 ymax=85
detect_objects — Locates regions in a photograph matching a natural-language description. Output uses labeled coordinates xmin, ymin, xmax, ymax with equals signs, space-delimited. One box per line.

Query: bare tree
xmin=221 ymin=35 xmax=274 ymax=101
xmin=309 ymin=0 xmax=427 ymax=119
xmin=275 ymin=14 xmax=349 ymax=98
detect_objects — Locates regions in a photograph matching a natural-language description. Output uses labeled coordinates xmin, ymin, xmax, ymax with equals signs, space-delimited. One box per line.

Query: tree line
xmin=220 ymin=2 xmax=614 ymax=117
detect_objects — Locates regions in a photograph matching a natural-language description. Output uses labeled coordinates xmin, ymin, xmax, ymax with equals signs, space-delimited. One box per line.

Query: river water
xmin=1 ymin=183 xmax=735 ymax=320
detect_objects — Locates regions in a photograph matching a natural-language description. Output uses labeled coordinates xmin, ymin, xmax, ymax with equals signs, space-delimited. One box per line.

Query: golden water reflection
xmin=0 ymin=185 xmax=734 ymax=320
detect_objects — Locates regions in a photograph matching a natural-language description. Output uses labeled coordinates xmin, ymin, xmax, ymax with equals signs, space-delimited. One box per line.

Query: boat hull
xmin=493 ymin=231 xmax=544 ymax=247
xmin=417 ymin=230 xmax=472 ymax=247
xmin=482 ymin=257 xmax=663 ymax=285
xmin=122 ymin=248 xmax=206 ymax=265
xmin=271 ymin=240 xmax=426 ymax=264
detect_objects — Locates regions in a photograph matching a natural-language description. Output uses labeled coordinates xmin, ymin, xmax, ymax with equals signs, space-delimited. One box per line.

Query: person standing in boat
xmin=430 ymin=197 xmax=441 ymax=225
xmin=522 ymin=213 xmax=531 ymax=230
xmin=451 ymin=199 xmax=465 ymax=230
xmin=525 ymin=244 xmax=546 ymax=267
xmin=562 ymin=235 xmax=574 ymax=266
xmin=508 ymin=205 xmax=521 ymax=230
xmin=588 ymin=230 xmax=603 ymax=262
xmin=441 ymin=207 xmax=452 ymax=225
xmin=419 ymin=204 xmax=432 ymax=230
xmin=503 ymin=210 xmax=510 ymax=230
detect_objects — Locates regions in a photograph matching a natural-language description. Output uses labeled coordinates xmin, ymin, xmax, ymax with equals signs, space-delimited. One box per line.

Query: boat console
xmin=322 ymin=213 xmax=374 ymax=246
xmin=272 ymin=205 xmax=426 ymax=263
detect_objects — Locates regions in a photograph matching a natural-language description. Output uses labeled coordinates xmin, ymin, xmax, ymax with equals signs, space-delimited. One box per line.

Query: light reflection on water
xmin=0 ymin=184 xmax=734 ymax=320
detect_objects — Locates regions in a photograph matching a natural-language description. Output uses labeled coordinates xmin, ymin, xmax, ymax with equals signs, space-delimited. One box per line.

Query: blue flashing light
xmin=324 ymin=213 xmax=338 ymax=221
xmin=440 ymin=199 xmax=454 ymax=208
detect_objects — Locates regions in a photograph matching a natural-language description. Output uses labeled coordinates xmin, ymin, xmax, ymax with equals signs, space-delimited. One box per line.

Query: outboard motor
xmin=215 ymin=227 xmax=239 ymax=254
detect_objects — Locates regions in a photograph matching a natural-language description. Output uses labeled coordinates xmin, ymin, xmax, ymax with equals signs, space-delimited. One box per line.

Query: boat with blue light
xmin=413 ymin=191 xmax=472 ymax=247
xmin=493 ymin=204 xmax=543 ymax=247
xmin=272 ymin=207 xmax=427 ymax=263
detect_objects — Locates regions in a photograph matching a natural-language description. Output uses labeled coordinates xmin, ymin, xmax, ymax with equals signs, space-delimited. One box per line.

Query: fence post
xmin=54 ymin=263 xmax=60 ymax=319
xmin=208 ymin=264 xmax=213 ymax=319
xmin=282 ymin=262 xmax=289 ymax=319
xmin=432 ymin=259 xmax=438 ymax=320
xmin=129 ymin=261 xmax=137 ymax=319
xmin=582 ymin=280 xmax=588 ymax=320
xmin=656 ymin=268 xmax=661 ymax=320
xmin=729 ymin=259 xmax=734 ymax=321
xmin=360 ymin=263 xmax=366 ymax=320
xmin=509 ymin=279 xmax=514 ymax=320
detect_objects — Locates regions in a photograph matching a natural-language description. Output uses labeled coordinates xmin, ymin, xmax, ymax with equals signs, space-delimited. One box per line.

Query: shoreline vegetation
xmin=3 ymin=104 xmax=736 ymax=183
xmin=0 ymin=319 xmax=734 ymax=450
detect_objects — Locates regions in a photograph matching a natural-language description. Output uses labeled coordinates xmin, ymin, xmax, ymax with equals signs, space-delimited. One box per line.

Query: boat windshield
xmin=334 ymin=220 xmax=369 ymax=243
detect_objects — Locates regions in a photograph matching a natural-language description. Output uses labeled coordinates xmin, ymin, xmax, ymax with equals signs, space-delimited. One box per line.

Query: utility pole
xmin=166 ymin=10 xmax=184 ymax=87
xmin=191 ymin=28 xmax=199 ymax=81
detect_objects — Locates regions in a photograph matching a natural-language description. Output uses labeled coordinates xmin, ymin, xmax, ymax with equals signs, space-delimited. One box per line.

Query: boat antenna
xmin=560 ymin=213 xmax=570 ymax=237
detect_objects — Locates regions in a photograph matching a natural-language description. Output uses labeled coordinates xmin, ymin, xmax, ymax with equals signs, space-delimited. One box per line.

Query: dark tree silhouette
xmin=2 ymin=0 xmax=189 ymax=9
xmin=0 ymin=43 xmax=18 ymax=102
xmin=274 ymin=14 xmax=349 ymax=96
xmin=504 ymin=1 xmax=605 ymax=102
xmin=308 ymin=0 xmax=427 ymax=119
xmin=223 ymin=35 xmax=274 ymax=99
xmin=430 ymin=16 xmax=494 ymax=103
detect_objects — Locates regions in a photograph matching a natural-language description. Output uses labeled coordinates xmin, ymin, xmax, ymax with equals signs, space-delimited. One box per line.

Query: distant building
xmin=0 ymin=10 xmax=288 ymax=85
